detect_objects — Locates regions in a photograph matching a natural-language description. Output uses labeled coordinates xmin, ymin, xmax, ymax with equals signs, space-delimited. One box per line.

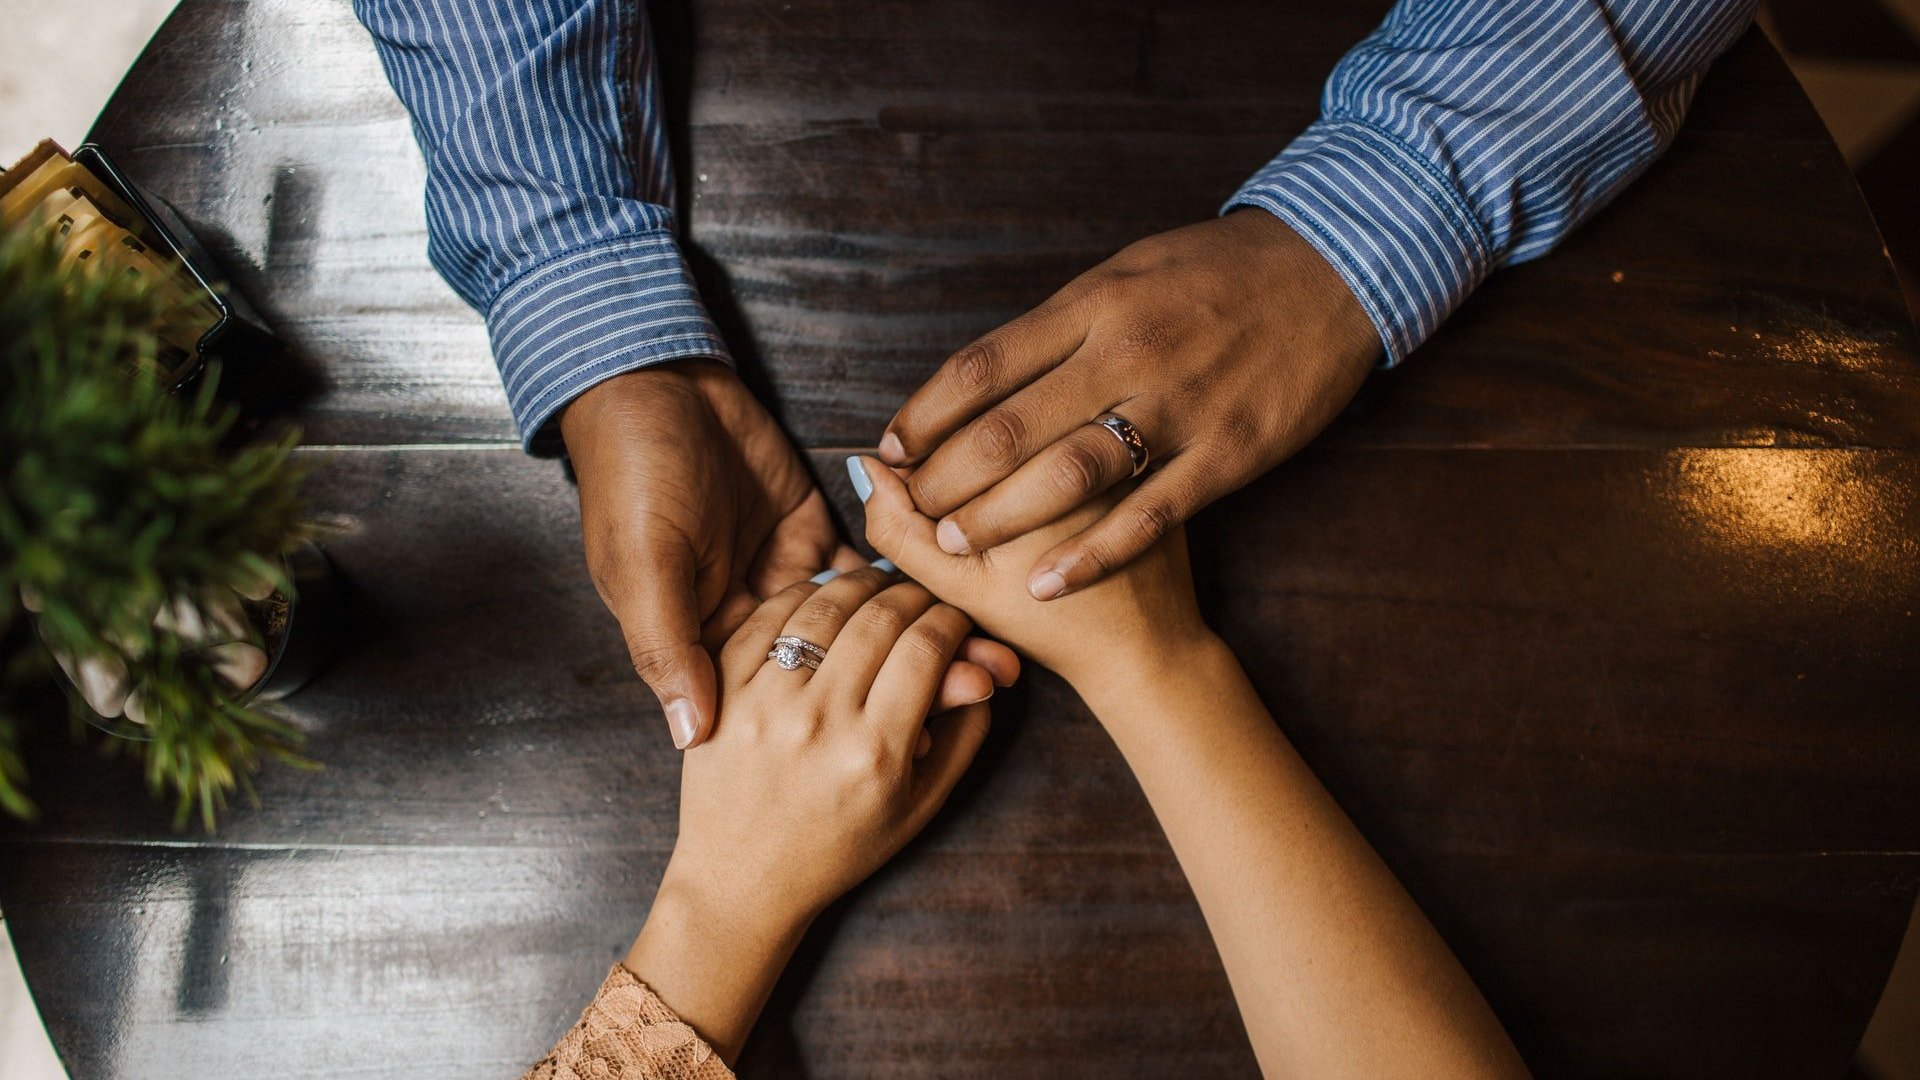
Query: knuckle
xmin=1077 ymin=269 xmax=1127 ymax=307
xmin=971 ymin=409 xmax=1028 ymax=470
xmin=856 ymin=599 xmax=913 ymax=640
xmin=1050 ymin=440 xmax=1110 ymax=497
xmin=1080 ymin=502 xmax=1178 ymax=578
xmin=1076 ymin=539 xmax=1117 ymax=577
xmin=896 ymin=623 xmax=955 ymax=668
xmin=788 ymin=596 xmax=851 ymax=637
xmin=951 ymin=339 xmax=1004 ymax=396
xmin=842 ymin=739 xmax=896 ymax=781
xmin=623 ymin=634 xmax=684 ymax=681
xmin=906 ymin=468 xmax=948 ymax=515
xmin=1130 ymin=499 xmax=1180 ymax=546
xmin=855 ymin=585 xmax=930 ymax=639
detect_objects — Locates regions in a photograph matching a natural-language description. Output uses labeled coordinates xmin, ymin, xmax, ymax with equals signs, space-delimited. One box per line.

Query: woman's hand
xmin=852 ymin=457 xmax=1211 ymax=690
xmin=874 ymin=211 xmax=1379 ymax=600
xmin=671 ymin=564 xmax=994 ymax=919
xmin=626 ymin=566 xmax=998 ymax=1061
xmin=856 ymin=461 xmax=1528 ymax=1080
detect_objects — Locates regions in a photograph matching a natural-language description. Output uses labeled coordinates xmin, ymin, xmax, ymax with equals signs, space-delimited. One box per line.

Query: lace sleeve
xmin=523 ymin=966 xmax=736 ymax=1080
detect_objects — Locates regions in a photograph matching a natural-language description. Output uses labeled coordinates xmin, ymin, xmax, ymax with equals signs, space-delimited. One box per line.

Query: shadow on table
xmin=174 ymin=860 xmax=235 ymax=1016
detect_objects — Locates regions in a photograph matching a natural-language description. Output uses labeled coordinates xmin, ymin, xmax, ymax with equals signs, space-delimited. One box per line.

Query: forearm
xmin=1079 ymin=638 xmax=1526 ymax=1079
xmin=353 ymin=0 xmax=728 ymax=453
xmin=1230 ymin=0 xmax=1756 ymax=364
xmin=624 ymin=867 xmax=810 ymax=1064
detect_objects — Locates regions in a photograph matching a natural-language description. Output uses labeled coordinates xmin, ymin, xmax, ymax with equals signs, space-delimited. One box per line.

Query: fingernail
xmin=1029 ymin=570 xmax=1068 ymax=601
xmin=878 ymin=432 xmax=906 ymax=465
xmin=936 ymin=519 xmax=970 ymax=555
xmin=870 ymin=557 xmax=897 ymax=573
xmin=666 ymin=699 xmax=699 ymax=749
xmin=846 ymin=455 xmax=874 ymax=503
xmin=809 ymin=568 xmax=842 ymax=584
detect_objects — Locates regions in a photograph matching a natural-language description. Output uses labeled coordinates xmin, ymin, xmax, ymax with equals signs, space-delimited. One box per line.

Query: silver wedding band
xmin=767 ymin=635 xmax=827 ymax=671
xmin=1096 ymin=413 xmax=1149 ymax=478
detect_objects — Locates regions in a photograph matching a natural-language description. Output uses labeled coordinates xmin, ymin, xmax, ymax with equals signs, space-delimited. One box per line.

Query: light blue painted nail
xmin=809 ymin=568 xmax=842 ymax=584
xmin=870 ymin=558 xmax=897 ymax=573
xmin=846 ymin=455 xmax=873 ymax=503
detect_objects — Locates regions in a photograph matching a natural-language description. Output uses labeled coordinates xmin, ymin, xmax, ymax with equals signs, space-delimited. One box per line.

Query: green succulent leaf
xmin=0 ymin=226 xmax=311 ymax=828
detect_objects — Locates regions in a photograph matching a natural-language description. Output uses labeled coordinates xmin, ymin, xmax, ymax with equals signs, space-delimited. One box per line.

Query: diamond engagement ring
xmin=1095 ymin=413 xmax=1149 ymax=477
xmin=767 ymin=635 xmax=827 ymax=671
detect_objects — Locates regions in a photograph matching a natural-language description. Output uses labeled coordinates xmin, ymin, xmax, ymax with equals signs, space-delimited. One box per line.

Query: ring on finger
xmin=767 ymin=635 xmax=827 ymax=671
xmin=764 ymin=565 xmax=891 ymax=672
xmin=1094 ymin=413 xmax=1149 ymax=477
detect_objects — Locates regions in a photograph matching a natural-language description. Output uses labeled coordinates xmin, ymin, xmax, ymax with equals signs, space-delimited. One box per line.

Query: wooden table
xmin=5 ymin=2 xmax=1919 ymax=1077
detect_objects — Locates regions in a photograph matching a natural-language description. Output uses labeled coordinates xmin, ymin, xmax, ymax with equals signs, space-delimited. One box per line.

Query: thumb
xmin=851 ymin=456 xmax=959 ymax=592
xmin=614 ymin=541 xmax=719 ymax=750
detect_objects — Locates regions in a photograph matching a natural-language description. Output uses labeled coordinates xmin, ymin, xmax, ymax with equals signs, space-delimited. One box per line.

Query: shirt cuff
xmin=486 ymin=231 xmax=732 ymax=455
xmin=1223 ymin=119 xmax=1495 ymax=366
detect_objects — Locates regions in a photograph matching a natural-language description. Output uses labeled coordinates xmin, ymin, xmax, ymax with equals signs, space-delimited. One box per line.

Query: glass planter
xmin=55 ymin=541 xmax=342 ymax=742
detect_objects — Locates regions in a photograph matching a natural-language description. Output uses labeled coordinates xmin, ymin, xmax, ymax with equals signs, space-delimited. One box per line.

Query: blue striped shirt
xmin=355 ymin=0 xmax=1756 ymax=454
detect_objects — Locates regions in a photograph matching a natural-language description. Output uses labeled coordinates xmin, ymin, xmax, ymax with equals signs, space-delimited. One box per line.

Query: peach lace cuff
xmin=523 ymin=966 xmax=734 ymax=1080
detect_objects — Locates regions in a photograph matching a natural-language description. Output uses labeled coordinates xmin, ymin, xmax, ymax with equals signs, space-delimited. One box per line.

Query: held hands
xmin=853 ymin=457 xmax=1211 ymax=691
xmin=561 ymin=361 xmax=1015 ymax=749
xmin=664 ymin=566 xmax=993 ymax=923
xmin=628 ymin=567 xmax=996 ymax=1059
xmin=876 ymin=211 xmax=1379 ymax=601
xmin=564 ymin=212 xmax=1369 ymax=745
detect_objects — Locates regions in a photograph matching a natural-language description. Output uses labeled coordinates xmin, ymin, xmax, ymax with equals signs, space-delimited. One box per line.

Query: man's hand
xmin=562 ymin=361 xmax=1016 ymax=749
xmin=877 ymin=211 xmax=1381 ymax=600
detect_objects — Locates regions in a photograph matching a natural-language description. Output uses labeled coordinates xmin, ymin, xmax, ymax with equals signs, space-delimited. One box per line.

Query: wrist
xmin=556 ymin=358 xmax=730 ymax=455
xmin=649 ymin=860 xmax=815 ymax=953
xmin=1066 ymin=626 xmax=1235 ymax=725
xmin=1224 ymin=208 xmax=1381 ymax=374
xmin=624 ymin=867 xmax=812 ymax=1063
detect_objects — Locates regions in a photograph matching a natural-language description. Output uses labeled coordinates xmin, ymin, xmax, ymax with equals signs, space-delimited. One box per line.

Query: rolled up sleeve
xmin=355 ymin=0 xmax=728 ymax=454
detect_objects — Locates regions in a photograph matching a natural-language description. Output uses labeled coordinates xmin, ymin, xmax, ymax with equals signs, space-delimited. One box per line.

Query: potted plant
xmin=0 ymin=226 xmax=323 ymax=829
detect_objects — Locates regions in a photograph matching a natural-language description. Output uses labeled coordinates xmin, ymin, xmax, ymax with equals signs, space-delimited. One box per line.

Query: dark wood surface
xmin=3 ymin=2 xmax=1919 ymax=1078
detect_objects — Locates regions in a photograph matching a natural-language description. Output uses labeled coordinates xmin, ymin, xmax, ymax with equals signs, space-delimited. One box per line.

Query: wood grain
xmin=7 ymin=445 xmax=1920 ymax=1077
xmin=85 ymin=3 xmax=1920 ymax=450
